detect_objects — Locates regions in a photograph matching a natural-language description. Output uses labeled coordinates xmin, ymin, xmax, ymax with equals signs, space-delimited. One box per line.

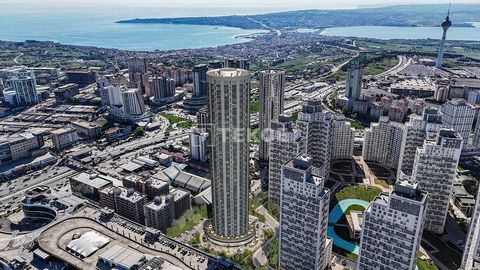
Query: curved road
xmin=252 ymin=204 xmax=279 ymax=269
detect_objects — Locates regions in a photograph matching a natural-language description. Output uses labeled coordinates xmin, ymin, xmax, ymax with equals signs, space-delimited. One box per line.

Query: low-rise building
xmin=50 ymin=127 xmax=79 ymax=151
xmin=71 ymin=120 xmax=102 ymax=139
xmin=171 ymin=188 xmax=191 ymax=219
xmin=144 ymin=195 xmax=175 ymax=233
xmin=452 ymin=182 xmax=476 ymax=217
xmin=54 ymin=83 xmax=79 ymax=103
xmin=0 ymin=131 xmax=45 ymax=164
xmin=105 ymin=125 xmax=132 ymax=143
xmin=99 ymin=186 xmax=146 ymax=225
xmin=70 ymin=173 xmax=113 ymax=202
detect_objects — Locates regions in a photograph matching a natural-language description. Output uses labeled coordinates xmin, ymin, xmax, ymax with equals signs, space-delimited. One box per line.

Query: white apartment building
xmin=398 ymin=107 xmax=443 ymax=177
xmin=357 ymin=178 xmax=428 ymax=270
xmin=442 ymin=98 xmax=475 ymax=149
xmin=107 ymin=85 xmax=123 ymax=106
xmin=363 ymin=116 xmax=404 ymax=169
xmin=258 ymin=69 xmax=285 ymax=161
xmin=413 ymin=129 xmax=463 ymax=234
xmin=331 ymin=115 xmax=355 ymax=160
xmin=279 ymin=155 xmax=330 ymax=270
xmin=189 ymin=129 xmax=208 ymax=162
xmin=297 ymin=99 xmax=332 ymax=179
xmin=268 ymin=114 xmax=302 ymax=205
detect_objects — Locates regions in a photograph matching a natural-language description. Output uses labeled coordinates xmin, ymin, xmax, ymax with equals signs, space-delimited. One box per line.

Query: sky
xmin=2 ymin=0 xmax=480 ymax=15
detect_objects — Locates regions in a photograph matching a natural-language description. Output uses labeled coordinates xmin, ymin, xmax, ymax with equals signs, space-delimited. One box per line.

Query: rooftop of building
xmin=170 ymin=188 xmax=190 ymax=201
xmin=71 ymin=172 xmax=113 ymax=189
xmin=393 ymin=178 xmax=427 ymax=203
xmin=145 ymin=195 xmax=174 ymax=211
xmin=206 ymin=68 xmax=250 ymax=78
xmin=390 ymin=78 xmax=436 ymax=90
xmin=50 ymin=126 xmax=77 ymax=135
xmin=102 ymin=186 xmax=146 ymax=203
xmin=152 ymin=165 xmax=210 ymax=194
xmin=451 ymin=78 xmax=480 ymax=88
xmin=71 ymin=120 xmax=101 ymax=129
xmin=98 ymin=244 xmax=145 ymax=269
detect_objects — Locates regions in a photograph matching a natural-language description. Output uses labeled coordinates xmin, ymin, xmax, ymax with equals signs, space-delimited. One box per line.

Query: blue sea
xmin=321 ymin=25 xmax=480 ymax=41
xmin=0 ymin=7 xmax=479 ymax=51
xmin=0 ymin=9 xmax=268 ymax=51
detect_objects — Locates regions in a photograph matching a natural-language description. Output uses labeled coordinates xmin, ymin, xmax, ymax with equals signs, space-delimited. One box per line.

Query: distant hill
xmin=117 ymin=4 xmax=480 ymax=30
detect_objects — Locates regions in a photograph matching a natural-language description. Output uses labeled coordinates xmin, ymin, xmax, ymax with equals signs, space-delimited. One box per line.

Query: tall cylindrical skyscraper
xmin=207 ymin=68 xmax=251 ymax=238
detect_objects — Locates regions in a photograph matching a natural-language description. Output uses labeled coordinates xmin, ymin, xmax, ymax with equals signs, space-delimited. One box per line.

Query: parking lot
xmin=85 ymin=207 xmax=210 ymax=269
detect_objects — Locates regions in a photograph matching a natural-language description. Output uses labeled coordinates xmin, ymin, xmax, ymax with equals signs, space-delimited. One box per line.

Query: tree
xmin=134 ymin=126 xmax=144 ymax=136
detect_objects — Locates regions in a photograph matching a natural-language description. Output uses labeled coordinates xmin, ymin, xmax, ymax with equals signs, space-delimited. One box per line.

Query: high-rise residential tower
xmin=207 ymin=68 xmax=251 ymax=238
xmin=436 ymin=5 xmax=452 ymax=68
xmin=268 ymin=114 xmax=303 ymax=205
xmin=398 ymin=107 xmax=443 ymax=177
xmin=297 ymin=99 xmax=332 ymax=179
xmin=258 ymin=69 xmax=285 ymax=161
xmin=10 ymin=70 xmax=39 ymax=106
xmin=128 ymin=57 xmax=148 ymax=91
xmin=331 ymin=115 xmax=355 ymax=160
xmin=357 ymin=178 xmax=428 ymax=270
xmin=152 ymin=76 xmax=175 ymax=102
xmin=183 ymin=64 xmax=208 ymax=111
xmin=189 ymin=129 xmax=208 ymax=162
xmin=442 ymin=98 xmax=475 ymax=149
xmin=122 ymin=88 xmax=145 ymax=116
xmin=413 ymin=129 xmax=462 ymax=234
xmin=363 ymin=116 xmax=404 ymax=169
xmin=279 ymin=155 xmax=330 ymax=270
xmin=461 ymin=188 xmax=480 ymax=270
xmin=345 ymin=59 xmax=363 ymax=111
xmin=193 ymin=64 xmax=208 ymax=97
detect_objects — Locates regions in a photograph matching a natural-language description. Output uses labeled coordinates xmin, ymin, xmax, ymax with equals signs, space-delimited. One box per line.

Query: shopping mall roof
xmin=66 ymin=231 xmax=110 ymax=258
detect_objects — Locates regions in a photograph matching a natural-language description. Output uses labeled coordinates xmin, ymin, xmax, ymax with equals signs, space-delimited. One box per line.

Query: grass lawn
xmin=166 ymin=205 xmax=208 ymax=238
xmin=348 ymin=120 xmax=367 ymax=130
xmin=344 ymin=205 xmax=366 ymax=215
xmin=375 ymin=179 xmax=390 ymax=189
xmin=363 ymin=56 xmax=399 ymax=76
xmin=335 ymin=186 xmax=382 ymax=203
xmin=417 ymin=256 xmax=440 ymax=270
xmin=160 ymin=113 xmax=195 ymax=129
xmin=422 ymin=231 xmax=462 ymax=270
xmin=273 ymin=58 xmax=312 ymax=73
xmin=332 ymin=246 xmax=358 ymax=262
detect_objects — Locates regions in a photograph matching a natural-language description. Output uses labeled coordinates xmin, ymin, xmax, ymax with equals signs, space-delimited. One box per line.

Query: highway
xmin=0 ymin=168 xmax=76 ymax=207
